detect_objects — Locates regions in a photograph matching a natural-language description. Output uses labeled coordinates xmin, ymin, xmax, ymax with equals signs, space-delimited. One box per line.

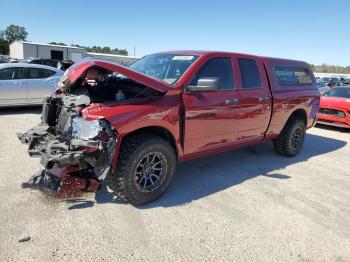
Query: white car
xmin=0 ymin=63 xmax=63 ymax=106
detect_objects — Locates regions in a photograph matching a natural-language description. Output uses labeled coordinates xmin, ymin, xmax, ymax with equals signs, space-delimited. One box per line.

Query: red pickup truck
xmin=18 ymin=51 xmax=320 ymax=205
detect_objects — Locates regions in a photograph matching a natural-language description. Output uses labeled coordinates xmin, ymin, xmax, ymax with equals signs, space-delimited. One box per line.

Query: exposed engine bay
xmin=17 ymin=65 xmax=163 ymax=197
xmin=64 ymin=66 xmax=162 ymax=102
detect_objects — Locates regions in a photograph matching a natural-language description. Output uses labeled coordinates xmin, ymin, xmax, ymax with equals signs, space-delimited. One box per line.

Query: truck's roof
xmin=156 ymin=50 xmax=307 ymax=64
xmin=157 ymin=50 xmax=255 ymax=57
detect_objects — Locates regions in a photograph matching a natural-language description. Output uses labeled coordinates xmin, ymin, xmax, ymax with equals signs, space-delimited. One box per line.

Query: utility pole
xmin=133 ymin=46 xmax=136 ymax=57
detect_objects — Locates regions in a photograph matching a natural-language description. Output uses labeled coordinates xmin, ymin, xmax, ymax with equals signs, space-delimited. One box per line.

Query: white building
xmin=10 ymin=41 xmax=86 ymax=62
xmin=9 ymin=41 xmax=139 ymax=65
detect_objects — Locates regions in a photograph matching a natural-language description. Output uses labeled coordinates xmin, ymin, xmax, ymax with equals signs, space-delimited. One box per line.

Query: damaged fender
xmin=17 ymin=59 xmax=172 ymax=197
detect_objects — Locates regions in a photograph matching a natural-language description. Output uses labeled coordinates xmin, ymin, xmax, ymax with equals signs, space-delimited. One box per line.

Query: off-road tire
xmin=107 ymin=134 xmax=176 ymax=205
xmin=274 ymin=118 xmax=306 ymax=157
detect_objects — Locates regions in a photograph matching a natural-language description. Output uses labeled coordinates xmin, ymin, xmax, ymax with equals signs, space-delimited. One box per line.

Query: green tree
xmin=101 ymin=46 xmax=111 ymax=53
xmin=91 ymin=46 xmax=102 ymax=53
xmin=71 ymin=43 xmax=129 ymax=56
xmin=4 ymin=24 xmax=28 ymax=44
xmin=309 ymin=63 xmax=350 ymax=74
xmin=116 ymin=48 xmax=128 ymax=56
xmin=48 ymin=42 xmax=67 ymax=46
xmin=0 ymin=39 xmax=9 ymax=54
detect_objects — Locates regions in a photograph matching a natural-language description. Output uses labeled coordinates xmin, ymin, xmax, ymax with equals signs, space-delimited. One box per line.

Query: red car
xmin=18 ymin=51 xmax=320 ymax=205
xmin=317 ymin=87 xmax=350 ymax=128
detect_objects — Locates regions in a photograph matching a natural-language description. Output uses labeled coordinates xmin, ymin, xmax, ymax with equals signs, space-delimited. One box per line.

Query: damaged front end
xmin=18 ymin=95 xmax=117 ymax=197
xmin=17 ymin=59 xmax=169 ymax=197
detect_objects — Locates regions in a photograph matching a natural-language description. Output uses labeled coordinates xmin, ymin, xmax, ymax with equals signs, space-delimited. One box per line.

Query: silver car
xmin=0 ymin=63 xmax=63 ymax=106
xmin=317 ymin=81 xmax=332 ymax=95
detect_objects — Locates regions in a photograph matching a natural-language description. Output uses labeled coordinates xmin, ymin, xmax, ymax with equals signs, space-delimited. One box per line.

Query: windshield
xmin=129 ymin=54 xmax=199 ymax=85
xmin=323 ymin=88 xmax=350 ymax=98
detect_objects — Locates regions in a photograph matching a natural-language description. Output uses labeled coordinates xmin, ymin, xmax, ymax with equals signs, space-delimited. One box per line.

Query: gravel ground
xmin=0 ymin=107 xmax=349 ymax=262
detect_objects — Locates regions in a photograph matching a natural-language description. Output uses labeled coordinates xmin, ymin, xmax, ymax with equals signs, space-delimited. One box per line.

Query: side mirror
xmin=186 ymin=77 xmax=220 ymax=93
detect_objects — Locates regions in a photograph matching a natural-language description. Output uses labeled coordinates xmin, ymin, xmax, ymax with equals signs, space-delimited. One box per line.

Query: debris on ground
xmin=18 ymin=237 xmax=30 ymax=243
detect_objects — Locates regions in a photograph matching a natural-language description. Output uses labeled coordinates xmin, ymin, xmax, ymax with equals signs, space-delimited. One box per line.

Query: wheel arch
xmin=286 ymin=109 xmax=307 ymax=126
xmin=274 ymin=109 xmax=307 ymax=156
xmin=119 ymin=126 xmax=179 ymax=159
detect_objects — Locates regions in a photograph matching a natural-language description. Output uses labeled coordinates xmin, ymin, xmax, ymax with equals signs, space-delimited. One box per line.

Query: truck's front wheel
xmin=274 ymin=118 xmax=306 ymax=157
xmin=107 ymin=134 xmax=176 ymax=205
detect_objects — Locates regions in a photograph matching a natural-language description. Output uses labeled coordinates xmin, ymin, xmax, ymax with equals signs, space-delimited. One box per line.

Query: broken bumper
xmin=17 ymin=125 xmax=97 ymax=167
xmin=22 ymin=164 xmax=101 ymax=197
xmin=18 ymin=122 xmax=116 ymax=197
xmin=17 ymin=95 xmax=117 ymax=197
xmin=17 ymin=125 xmax=100 ymax=196
xmin=17 ymin=125 xmax=87 ymax=166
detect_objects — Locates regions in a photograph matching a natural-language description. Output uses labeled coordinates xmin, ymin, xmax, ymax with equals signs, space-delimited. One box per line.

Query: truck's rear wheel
xmin=107 ymin=134 xmax=176 ymax=205
xmin=274 ymin=118 xmax=306 ymax=157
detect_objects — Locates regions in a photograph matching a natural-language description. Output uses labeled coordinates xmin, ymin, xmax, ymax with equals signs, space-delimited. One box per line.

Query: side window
xmin=238 ymin=58 xmax=261 ymax=88
xmin=30 ymin=68 xmax=41 ymax=79
xmin=39 ymin=68 xmax=56 ymax=78
xmin=274 ymin=66 xmax=312 ymax=85
xmin=27 ymin=68 xmax=56 ymax=79
xmin=0 ymin=68 xmax=15 ymax=80
xmin=190 ymin=57 xmax=234 ymax=90
xmin=0 ymin=67 xmax=23 ymax=80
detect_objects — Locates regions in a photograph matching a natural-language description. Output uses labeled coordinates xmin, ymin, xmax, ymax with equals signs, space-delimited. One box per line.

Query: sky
xmin=0 ymin=0 xmax=349 ymax=66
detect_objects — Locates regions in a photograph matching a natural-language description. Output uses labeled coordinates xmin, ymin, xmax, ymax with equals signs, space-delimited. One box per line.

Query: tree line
xmin=49 ymin=42 xmax=128 ymax=56
xmin=309 ymin=64 xmax=350 ymax=74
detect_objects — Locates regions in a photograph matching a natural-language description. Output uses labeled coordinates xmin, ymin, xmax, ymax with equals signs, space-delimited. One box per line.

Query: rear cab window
xmin=190 ymin=57 xmax=234 ymax=90
xmin=264 ymin=58 xmax=316 ymax=91
xmin=274 ymin=66 xmax=312 ymax=85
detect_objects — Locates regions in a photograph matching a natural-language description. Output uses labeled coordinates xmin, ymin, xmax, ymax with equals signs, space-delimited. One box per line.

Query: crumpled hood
xmin=58 ymin=59 xmax=172 ymax=93
xmin=320 ymin=96 xmax=350 ymax=110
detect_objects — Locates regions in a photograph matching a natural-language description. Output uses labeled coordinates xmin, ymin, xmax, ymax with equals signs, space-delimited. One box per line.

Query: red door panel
xmin=235 ymin=56 xmax=272 ymax=142
xmin=183 ymin=91 xmax=240 ymax=155
xmin=182 ymin=56 xmax=240 ymax=155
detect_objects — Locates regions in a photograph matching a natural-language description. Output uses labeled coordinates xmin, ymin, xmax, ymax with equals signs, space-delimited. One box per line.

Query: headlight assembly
xmin=71 ymin=117 xmax=101 ymax=140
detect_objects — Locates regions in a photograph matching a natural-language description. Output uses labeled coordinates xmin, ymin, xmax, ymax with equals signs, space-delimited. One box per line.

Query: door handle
xmin=258 ymin=96 xmax=270 ymax=102
xmin=14 ymin=81 xmax=21 ymax=85
xmin=225 ymin=98 xmax=239 ymax=105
